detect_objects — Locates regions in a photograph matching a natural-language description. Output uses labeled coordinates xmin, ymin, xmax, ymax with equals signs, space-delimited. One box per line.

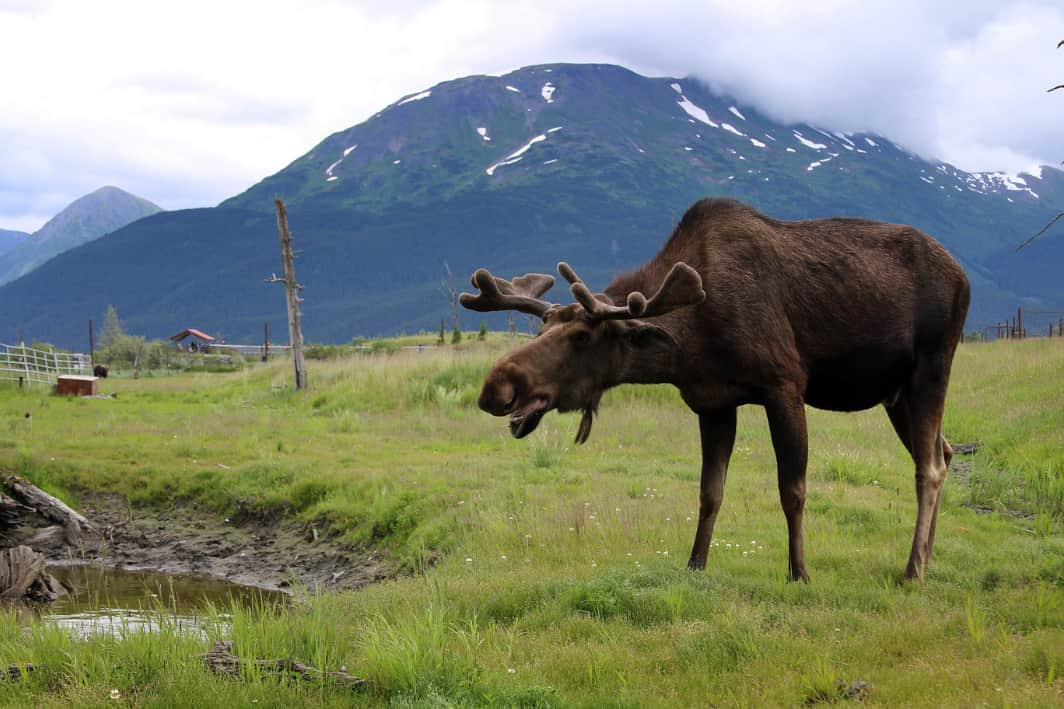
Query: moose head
xmin=460 ymin=261 xmax=705 ymax=443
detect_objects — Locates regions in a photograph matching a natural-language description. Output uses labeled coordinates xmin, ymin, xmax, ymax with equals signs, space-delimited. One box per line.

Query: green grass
xmin=0 ymin=337 xmax=1062 ymax=706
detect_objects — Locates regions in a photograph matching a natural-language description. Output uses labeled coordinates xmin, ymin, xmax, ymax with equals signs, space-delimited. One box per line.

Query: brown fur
xmin=472 ymin=197 xmax=970 ymax=582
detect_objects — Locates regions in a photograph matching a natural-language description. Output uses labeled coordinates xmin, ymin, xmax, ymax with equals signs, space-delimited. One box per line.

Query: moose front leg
xmin=687 ymin=408 xmax=737 ymax=570
xmin=766 ymin=393 xmax=810 ymax=582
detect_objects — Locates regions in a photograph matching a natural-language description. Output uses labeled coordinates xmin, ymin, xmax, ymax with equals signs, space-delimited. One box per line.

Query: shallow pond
xmin=44 ymin=565 xmax=286 ymax=638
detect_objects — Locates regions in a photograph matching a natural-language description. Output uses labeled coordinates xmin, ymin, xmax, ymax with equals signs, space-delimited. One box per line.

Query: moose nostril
xmin=479 ymin=378 xmax=516 ymax=416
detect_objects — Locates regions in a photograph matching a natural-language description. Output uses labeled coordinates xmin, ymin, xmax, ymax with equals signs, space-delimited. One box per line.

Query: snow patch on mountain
xmin=397 ymin=90 xmax=431 ymax=106
xmin=477 ymin=127 xmax=490 ymax=141
xmin=486 ymin=134 xmax=549 ymax=176
xmin=506 ymin=85 xmax=520 ymax=93
xmin=806 ymin=153 xmax=839 ymax=171
xmin=728 ymin=106 xmax=746 ymax=121
xmin=793 ymin=131 xmax=827 ymax=150
xmin=542 ymin=83 xmax=555 ymax=103
xmin=721 ymin=123 xmax=745 ymax=138
xmin=750 ymin=138 xmax=766 ymax=148
xmin=970 ymin=171 xmax=1040 ymax=199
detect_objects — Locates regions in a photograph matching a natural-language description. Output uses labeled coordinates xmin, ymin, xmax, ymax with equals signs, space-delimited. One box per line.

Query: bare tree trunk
xmin=132 ymin=342 xmax=144 ymax=380
xmin=273 ymin=200 xmax=307 ymax=390
xmin=443 ymin=261 xmax=460 ymax=333
xmin=0 ymin=546 xmax=66 ymax=603
xmin=3 ymin=474 xmax=93 ymax=535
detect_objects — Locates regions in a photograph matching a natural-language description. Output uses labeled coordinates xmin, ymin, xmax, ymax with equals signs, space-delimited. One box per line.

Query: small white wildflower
xmin=525 ymin=534 xmax=532 ymax=539
xmin=465 ymin=557 xmax=472 ymax=563
xmin=569 ymin=527 xmax=575 ymax=532
xmin=616 ymin=507 xmax=622 ymax=512
xmin=110 ymin=689 xmax=121 ymax=700
xmin=685 ymin=517 xmax=692 ymax=522
xmin=627 ymin=552 xmax=633 ymax=557
xmin=457 ymin=500 xmax=465 ymax=505
xmin=751 ymin=540 xmax=757 ymax=545
xmin=591 ymin=561 xmax=597 ymax=567
xmin=589 ymin=514 xmax=596 ymax=520
xmin=584 ymin=502 xmax=591 ymax=507
xmin=662 ymin=551 xmax=668 ymax=556
xmin=508 ymin=668 xmax=516 ymax=674
xmin=500 ymin=555 xmax=507 ymax=560
xmin=743 ymin=551 xmax=748 ymax=557
xmin=665 ymin=517 xmax=671 ymax=521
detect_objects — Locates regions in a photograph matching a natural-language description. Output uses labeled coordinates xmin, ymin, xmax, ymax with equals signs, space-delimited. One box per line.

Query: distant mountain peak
xmin=0 ymin=186 xmax=162 ymax=285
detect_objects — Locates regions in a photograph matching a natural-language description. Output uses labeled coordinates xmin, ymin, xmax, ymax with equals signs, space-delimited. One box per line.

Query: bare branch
xmin=1017 ymin=211 xmax=1064 ymax=250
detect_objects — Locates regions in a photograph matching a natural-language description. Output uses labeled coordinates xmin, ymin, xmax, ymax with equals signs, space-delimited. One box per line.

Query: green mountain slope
xmin=0 ymin=186 xmax=162 ymax=286
xmin=3 ymin=64 xmax=1063 ymax=349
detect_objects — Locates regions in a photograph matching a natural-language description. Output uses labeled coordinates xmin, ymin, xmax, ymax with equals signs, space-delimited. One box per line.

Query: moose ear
xmin=623 ymin=321 xmax=677 ymax=350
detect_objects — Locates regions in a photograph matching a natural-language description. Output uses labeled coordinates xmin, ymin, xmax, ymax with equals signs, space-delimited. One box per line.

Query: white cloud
xmin=1 ymin=0 xmax=1062 ymax=231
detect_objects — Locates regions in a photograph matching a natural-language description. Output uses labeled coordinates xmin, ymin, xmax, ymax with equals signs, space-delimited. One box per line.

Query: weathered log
xmin=0 ymin=494 xmax=22 ymax=530
xmin=0 ymin=545 xmax=66 ymax=603
xmin=1 ymin=663 xmax=35 ymax=681
xmin=2 ymin=474 xmax=93 ymax=541
xmin=203 ymin=640 xmax=368 ymax=689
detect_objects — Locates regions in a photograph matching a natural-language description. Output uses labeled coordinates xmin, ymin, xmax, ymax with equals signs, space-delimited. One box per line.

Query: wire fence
xmin=0 ymin=343 xmax=91 ymax=386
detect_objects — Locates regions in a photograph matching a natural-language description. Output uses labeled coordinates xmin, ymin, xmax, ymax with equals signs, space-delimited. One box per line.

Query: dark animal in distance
xmin=93 ymin=364 xmax=108 ymax=378
xmin=462 ymin=197 xmax=970 ymax=582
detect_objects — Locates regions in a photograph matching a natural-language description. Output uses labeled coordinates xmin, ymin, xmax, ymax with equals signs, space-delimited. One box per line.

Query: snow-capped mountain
xmin=4 ymin=64 xmax=1062 ymax=347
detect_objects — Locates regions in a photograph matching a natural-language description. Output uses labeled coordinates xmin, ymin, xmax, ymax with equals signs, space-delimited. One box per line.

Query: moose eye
xmin=571 ymin=330 xmax=592 ymax=347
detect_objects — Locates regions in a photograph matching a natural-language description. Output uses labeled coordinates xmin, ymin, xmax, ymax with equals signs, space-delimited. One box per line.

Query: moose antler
xmin=557 ymin=261 xmax=705 ymax=321
xmin=459 ymin=269 xmax=557 ymax=318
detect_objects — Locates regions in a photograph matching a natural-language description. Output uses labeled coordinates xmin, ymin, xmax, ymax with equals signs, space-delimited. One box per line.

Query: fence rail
xmin=0 ymin=343 xmax=91 ymax=386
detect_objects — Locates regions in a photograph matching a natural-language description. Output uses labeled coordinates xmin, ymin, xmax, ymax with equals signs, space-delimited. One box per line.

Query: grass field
xmin=0 ymin=336 xmax=1062 ymax=707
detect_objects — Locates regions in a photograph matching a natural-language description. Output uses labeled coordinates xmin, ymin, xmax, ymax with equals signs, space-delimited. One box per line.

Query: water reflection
xmin=44 ymin=565 xmax=285 ymax=638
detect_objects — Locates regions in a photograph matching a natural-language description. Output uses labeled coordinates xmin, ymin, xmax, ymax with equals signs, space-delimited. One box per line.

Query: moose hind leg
xmin=766 ymin=393 xmax=810 ymax=582
xmin=687 ymin=408 xmax=737 ymax=570
xmin=904 ymin=356 xmax=952 ymax=581
xmin=925 ymin=431 xmax=953 ymax=562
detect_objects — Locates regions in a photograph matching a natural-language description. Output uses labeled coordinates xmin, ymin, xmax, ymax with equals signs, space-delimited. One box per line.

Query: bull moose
xmin=461 ymin=197 xmax=970 ymax=582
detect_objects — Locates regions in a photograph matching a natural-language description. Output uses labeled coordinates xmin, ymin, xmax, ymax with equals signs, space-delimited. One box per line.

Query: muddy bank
xmin=29 ymin=494 xmax=392 ymax=594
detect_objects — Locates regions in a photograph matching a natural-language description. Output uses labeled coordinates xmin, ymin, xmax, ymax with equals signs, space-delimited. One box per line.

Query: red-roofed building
xmin=169 ymin=328 xmax=215 ymax=352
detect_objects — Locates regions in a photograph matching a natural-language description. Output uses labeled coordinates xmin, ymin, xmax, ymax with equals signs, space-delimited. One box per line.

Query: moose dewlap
xmin=462 ymin=197 xmax=970 ymax=583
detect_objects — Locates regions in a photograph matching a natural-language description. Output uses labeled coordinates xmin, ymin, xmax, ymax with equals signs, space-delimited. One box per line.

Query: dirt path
xmin=32 ymin=494 xmax=392 ymax=594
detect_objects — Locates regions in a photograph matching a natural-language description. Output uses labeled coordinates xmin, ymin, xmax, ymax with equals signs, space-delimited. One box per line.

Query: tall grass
xmin=0 ymin=337 xmax=1061 ymax=705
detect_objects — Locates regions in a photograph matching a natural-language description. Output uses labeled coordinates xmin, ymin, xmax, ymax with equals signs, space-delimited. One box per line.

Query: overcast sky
xmin=2 ymin=0 xmax=1062 ymax=232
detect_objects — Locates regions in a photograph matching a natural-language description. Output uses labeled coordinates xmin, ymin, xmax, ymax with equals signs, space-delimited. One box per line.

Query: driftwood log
xmin=0 ymin=545 xmax=66 ymax=603
xmin=204 ymin=640 xmax=369 ymax=689
xmin=2 ymin=473 xmax=93 ymax=544
xmin=1 ymin=663 xmax=34 ymax=682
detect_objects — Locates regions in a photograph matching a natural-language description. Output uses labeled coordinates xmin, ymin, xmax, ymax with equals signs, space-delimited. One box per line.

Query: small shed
xmin=56 ymin=375 xmax=98 ymax=396
xmin=169 ymin=328 xmax=215 ymax=353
